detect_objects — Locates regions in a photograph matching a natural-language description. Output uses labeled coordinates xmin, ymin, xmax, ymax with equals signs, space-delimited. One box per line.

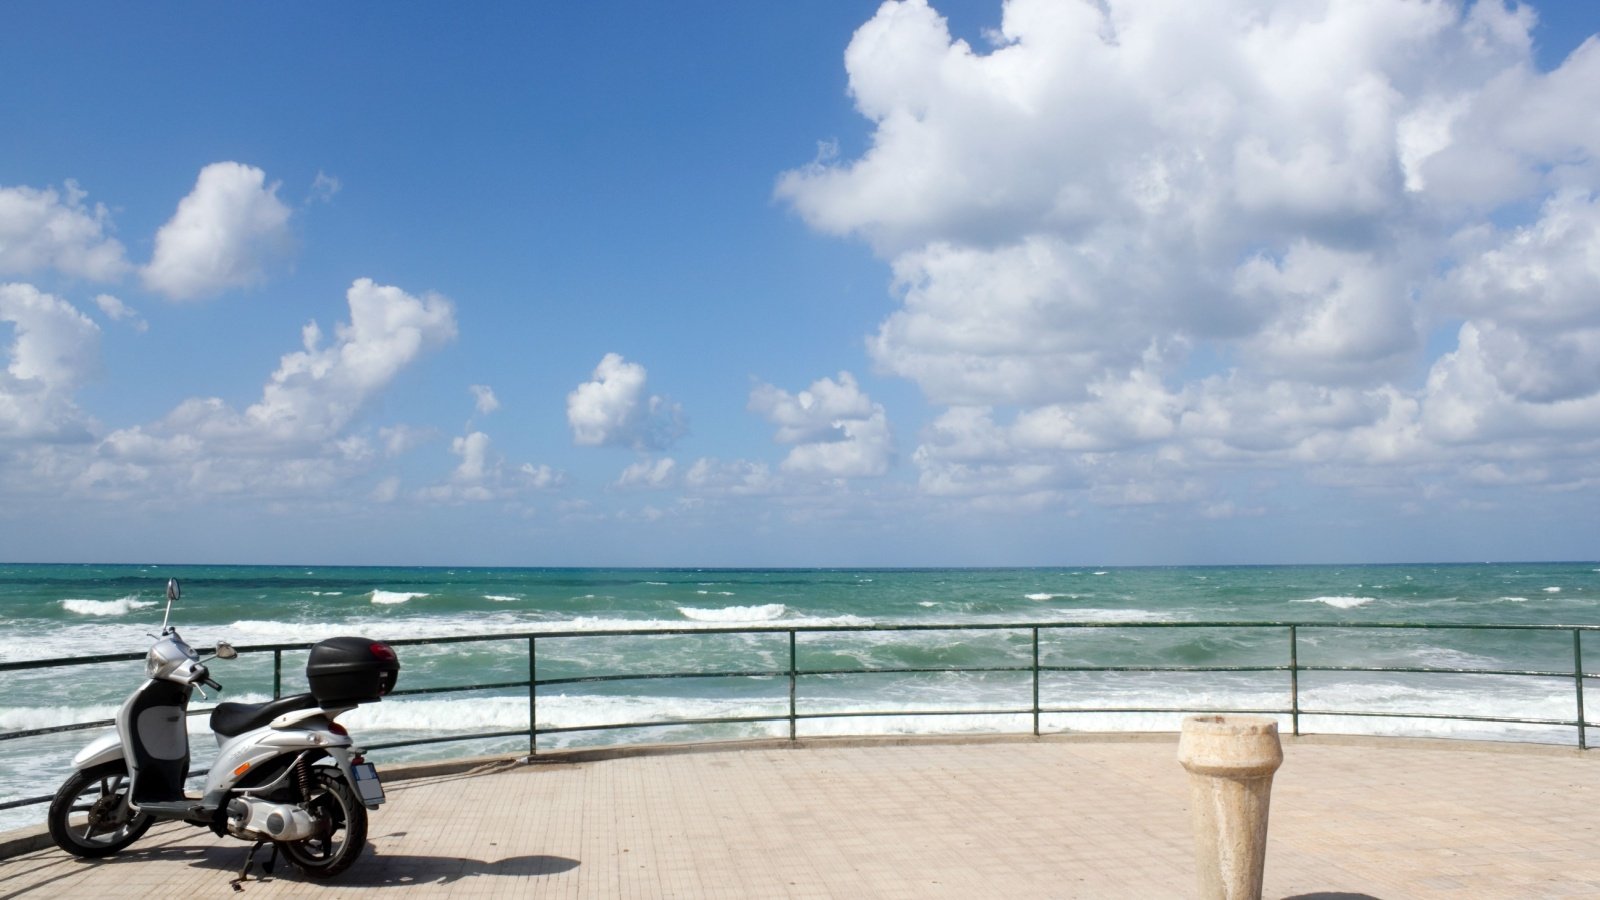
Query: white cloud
xmin=93 ymin=294 xmax=146 ymax=332
xmin=143 ymin=162 xmax=293 ymax=301
xmin=0 ymin=182 xmax=129 ymax=281
xmin=616 ymin=457 xmax=677 ymax=489
xmin=683 ymin=458 xmax=776 ymax=497
xmin=520 ymin=463 xmax=565 ymax=490
xmin=77 ymin=278 xmax=456 ymax=499
xmin=566 ymin=353 xmax=686 ymax=450
xmin=0 ymin=283 xmax=101 ymax=442
xmin=309 ymin=171 xmax=342 ymax=204
xmin=778 ymin=0 xmax=1600 ymax=509
xmin=749 ymin=372 xmax=894 ymax=478
xmin=470 ymin=384 xmax=500 ymax=415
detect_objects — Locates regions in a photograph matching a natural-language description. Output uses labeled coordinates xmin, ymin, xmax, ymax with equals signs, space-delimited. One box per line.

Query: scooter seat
xmin=209 ymin=693 xmax=321 ymax=737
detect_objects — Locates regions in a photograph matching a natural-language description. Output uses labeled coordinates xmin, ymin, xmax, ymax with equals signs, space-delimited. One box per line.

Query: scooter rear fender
xmin=72 ymin=730 xmax=125 ymax=770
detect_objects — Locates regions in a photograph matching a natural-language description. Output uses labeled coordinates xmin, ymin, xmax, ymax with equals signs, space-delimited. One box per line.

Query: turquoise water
xmin=2 ymin=562 xmax=1597 ymax=831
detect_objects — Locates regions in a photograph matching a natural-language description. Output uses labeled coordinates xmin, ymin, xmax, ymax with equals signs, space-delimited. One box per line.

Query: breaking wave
xmin=60 ymin=596 xmax=156 ymax=616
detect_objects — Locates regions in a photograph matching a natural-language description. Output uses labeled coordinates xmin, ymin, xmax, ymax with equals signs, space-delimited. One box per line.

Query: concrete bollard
xmin=1176 ymin=714 xmax=1284 ymax=900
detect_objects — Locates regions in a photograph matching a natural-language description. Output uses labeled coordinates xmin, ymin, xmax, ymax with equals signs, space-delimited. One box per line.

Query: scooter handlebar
xmin=191 ymin=663 xmax=222 ymax=693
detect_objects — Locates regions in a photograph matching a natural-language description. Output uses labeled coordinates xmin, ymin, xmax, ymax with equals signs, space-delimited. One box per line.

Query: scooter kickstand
xmin=230 ymin=840 xmax=273 ymax=891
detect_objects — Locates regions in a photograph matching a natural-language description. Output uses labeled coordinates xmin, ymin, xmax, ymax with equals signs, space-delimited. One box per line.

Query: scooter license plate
xmin=352 ymin=763 xmax=385 ymax=805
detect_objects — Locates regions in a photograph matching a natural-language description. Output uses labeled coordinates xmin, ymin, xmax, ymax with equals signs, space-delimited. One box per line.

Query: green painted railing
xmin=3 ymin=620 xmax=1595 ymax=814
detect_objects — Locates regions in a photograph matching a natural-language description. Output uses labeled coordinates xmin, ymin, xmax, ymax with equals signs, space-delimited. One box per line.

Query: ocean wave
xmin=1544 ymin=587 xmax=1562 ymax=593
xmin=1498 ymin=596 xmax=1529 ymax=603
xmin=695 ymin=590 xmax=736 ymax=596
xmin=678 ymin=604 xmax=786 ymax=623
xmin=60 ymin=596 xmax=156 ymax=616
xmin=1294 ymin=596 xmax=1374 ymax=609
xmin=485 ymin=595 xmax=520 ymax=603
xmin=372 ymin=590 xmax=427 ymax=605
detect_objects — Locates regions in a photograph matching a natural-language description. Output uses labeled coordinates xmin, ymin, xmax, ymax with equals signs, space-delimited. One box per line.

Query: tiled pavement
xmin=1 ymin=734 xmax=1596 ymax=898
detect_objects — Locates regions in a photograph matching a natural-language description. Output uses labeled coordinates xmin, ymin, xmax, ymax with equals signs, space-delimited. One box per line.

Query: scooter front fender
xmin=72 ymin=729 xmax=125 ymax=770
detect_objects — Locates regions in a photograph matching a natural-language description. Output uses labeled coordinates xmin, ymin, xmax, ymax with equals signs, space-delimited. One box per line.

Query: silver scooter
xmin=49 ymin=578 xmax=399 ymax=879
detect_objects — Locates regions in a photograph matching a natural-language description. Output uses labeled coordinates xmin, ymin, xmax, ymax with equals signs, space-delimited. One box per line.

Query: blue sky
xmin=3 ymin=1 xmax=1599 ymax=566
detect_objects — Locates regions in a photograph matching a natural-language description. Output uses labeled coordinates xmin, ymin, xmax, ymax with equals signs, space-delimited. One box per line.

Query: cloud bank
xmin=779 ymin=0 xmax=1600 ymax=512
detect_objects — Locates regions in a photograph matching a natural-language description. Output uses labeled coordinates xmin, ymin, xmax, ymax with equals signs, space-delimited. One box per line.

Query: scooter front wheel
xmin=280 ymin=768 xmax=367 ymax=878
xmin=48 ymin=762 xmax=154 ymax=858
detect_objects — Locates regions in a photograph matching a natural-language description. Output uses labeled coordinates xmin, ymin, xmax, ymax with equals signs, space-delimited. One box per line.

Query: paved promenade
xmin=2 ymin=734 xmax=1596 ymax=898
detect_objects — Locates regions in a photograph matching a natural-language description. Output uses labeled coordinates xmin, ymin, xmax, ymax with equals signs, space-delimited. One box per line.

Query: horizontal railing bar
xmin=1042 ymin=706 xmax=1287 ymax=716
xmin=536 ymin=713 xmax=784 ymax=735
xmin=0 ymin=652 xmax=147 ymax=672
xmin=1298 ymin=708 xmax=1577 ymax=727
xmin=364 ymin=730 xmax=531 ymax=752
xmin=386 ymin=680 xmax=529 ymax=698
xmin=1297 ymin=665 xmax=1573 ymax=678
xmin=1040 ymin=665 xmax=1290 ymax=674
xmin=0 ymin=719 xmax=114 ymax=742
xmin=536 ymin=670 xmax=789 ymax=687
xmin=0 ymin=793 xmax=52 ymax=811
xmin=792 ymin=707 xmax=1035 ymax=720
xmin=796 ymin=666 xmax=1035 ymax=677
xmin=9 ymin=621 xmax=1600 ymax=672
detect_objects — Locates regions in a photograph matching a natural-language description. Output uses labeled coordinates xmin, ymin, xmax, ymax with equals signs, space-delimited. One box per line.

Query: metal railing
xmin=3 ymin=620 xmax=1595 ymax=814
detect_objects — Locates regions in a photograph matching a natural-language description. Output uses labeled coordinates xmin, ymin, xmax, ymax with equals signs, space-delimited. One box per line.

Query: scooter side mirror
xmin=166 ymin=579 xmax=181 ymax=602
xmin=214 ymin=641 xmax=238 ymax=660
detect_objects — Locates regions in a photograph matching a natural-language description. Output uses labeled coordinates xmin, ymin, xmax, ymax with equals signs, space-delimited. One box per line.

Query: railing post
xmin=788 ymin=630 xmax=797 ymax=742
xmin=1288 ymin=625 xmax=1300 ymax=737
xmin=1575 ymin=629 xmax=1587 ymax=751
xmin=1032 ymin=626 xmax=1041 ymax=737
xmin=537 ymin=634 xmax=544 ymax=752
xmin=273 ymin=648 xmax=282 ymax=700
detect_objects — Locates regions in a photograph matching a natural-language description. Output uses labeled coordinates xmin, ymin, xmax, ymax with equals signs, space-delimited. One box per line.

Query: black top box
xmin=306 ymin=637 xmax=400 ymax=706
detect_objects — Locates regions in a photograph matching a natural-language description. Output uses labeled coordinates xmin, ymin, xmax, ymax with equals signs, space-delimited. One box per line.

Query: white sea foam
xmin=310 ymin=591 xmax=344 ymax=596
xmin=918 ymin=601 xmax=937 ymax=608
xmin=678 ymin=604 xmax=786 ymax=623
xmin=1544 ymin=587 xmax=1562 ymax=593
xmin=695 ymin=590 xmax=736 ymax=596
xmin=371 ymin=590 xmax=427 ymax=605
xmin=1092 ymin=571 xmax=1109 ymax=576
xmin=1498 ymin=596 xmax=1529 ymax=603
xmin=60 ymin=596 xmax=156 ymax=616
xmin=485 ymin=595 xmax=520 ymax=603
xmin=1294 ymin=596 xmax=1374 ymax=609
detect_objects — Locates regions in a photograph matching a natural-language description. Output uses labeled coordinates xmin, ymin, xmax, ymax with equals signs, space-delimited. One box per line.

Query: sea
xmin=2 ymin=561 xmax=1597 ymax=833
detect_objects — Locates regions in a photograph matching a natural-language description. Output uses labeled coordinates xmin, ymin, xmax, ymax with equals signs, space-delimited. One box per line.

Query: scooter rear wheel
xmin=280 ymin=768 xmax=367 ymax=878
xmin=48 ymin=762 xmax=154 ymax=858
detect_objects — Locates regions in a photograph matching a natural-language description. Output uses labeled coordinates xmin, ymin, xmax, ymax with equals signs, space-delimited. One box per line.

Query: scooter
xmin=49 ymin=578 xmax=400 ymax=879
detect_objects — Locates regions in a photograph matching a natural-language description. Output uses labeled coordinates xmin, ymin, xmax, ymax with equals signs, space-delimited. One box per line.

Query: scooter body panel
xmin=71 ymin=730 xmax=126 ymax=770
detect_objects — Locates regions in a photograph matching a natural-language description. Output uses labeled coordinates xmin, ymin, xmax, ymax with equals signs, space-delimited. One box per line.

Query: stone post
xmin=1176 ymin=714 xmax=1284 ymax=900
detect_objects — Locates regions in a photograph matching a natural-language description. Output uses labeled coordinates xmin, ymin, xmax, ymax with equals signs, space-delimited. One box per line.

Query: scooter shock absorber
xmin=294 ymin=753 xmax=315 ymax=799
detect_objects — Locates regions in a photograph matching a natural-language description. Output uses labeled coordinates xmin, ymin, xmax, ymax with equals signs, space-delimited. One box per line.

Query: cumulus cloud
xmin=0 ymin=182 xmax=130 ymax=281
xmin=93 ymin=294 xmax=146 ymax=332
xmin=567 ymin=353 xmax=686 ymax=451
xmin=615 ymin=456 xmax=677 ymax=489
xmin=470 ymin=384 xmax=500 ymax=415
xmin=750 ymin=372 xmax=894 ymax=478
xmin=780 ymin=0 xmax=1600 ymax=512
xmin=0 ymin=283 xmax=101 ymax=442
xmin=77 ymin=278 xmax=456 ymax=499
xmin=143 ymin=162 xmax=293 ymax=300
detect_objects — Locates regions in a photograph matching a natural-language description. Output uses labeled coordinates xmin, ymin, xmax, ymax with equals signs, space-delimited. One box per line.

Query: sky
xmin=2 ymin=0 xmax=1599 ymax=567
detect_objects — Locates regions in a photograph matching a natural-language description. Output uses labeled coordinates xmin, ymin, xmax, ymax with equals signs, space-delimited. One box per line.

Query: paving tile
xmin=2 ymin=736 xmax=1597 ymax=898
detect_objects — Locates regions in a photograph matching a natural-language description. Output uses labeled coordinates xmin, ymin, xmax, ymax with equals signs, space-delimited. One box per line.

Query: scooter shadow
xmin=178 ymin=841 xmax=582 ymax=887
